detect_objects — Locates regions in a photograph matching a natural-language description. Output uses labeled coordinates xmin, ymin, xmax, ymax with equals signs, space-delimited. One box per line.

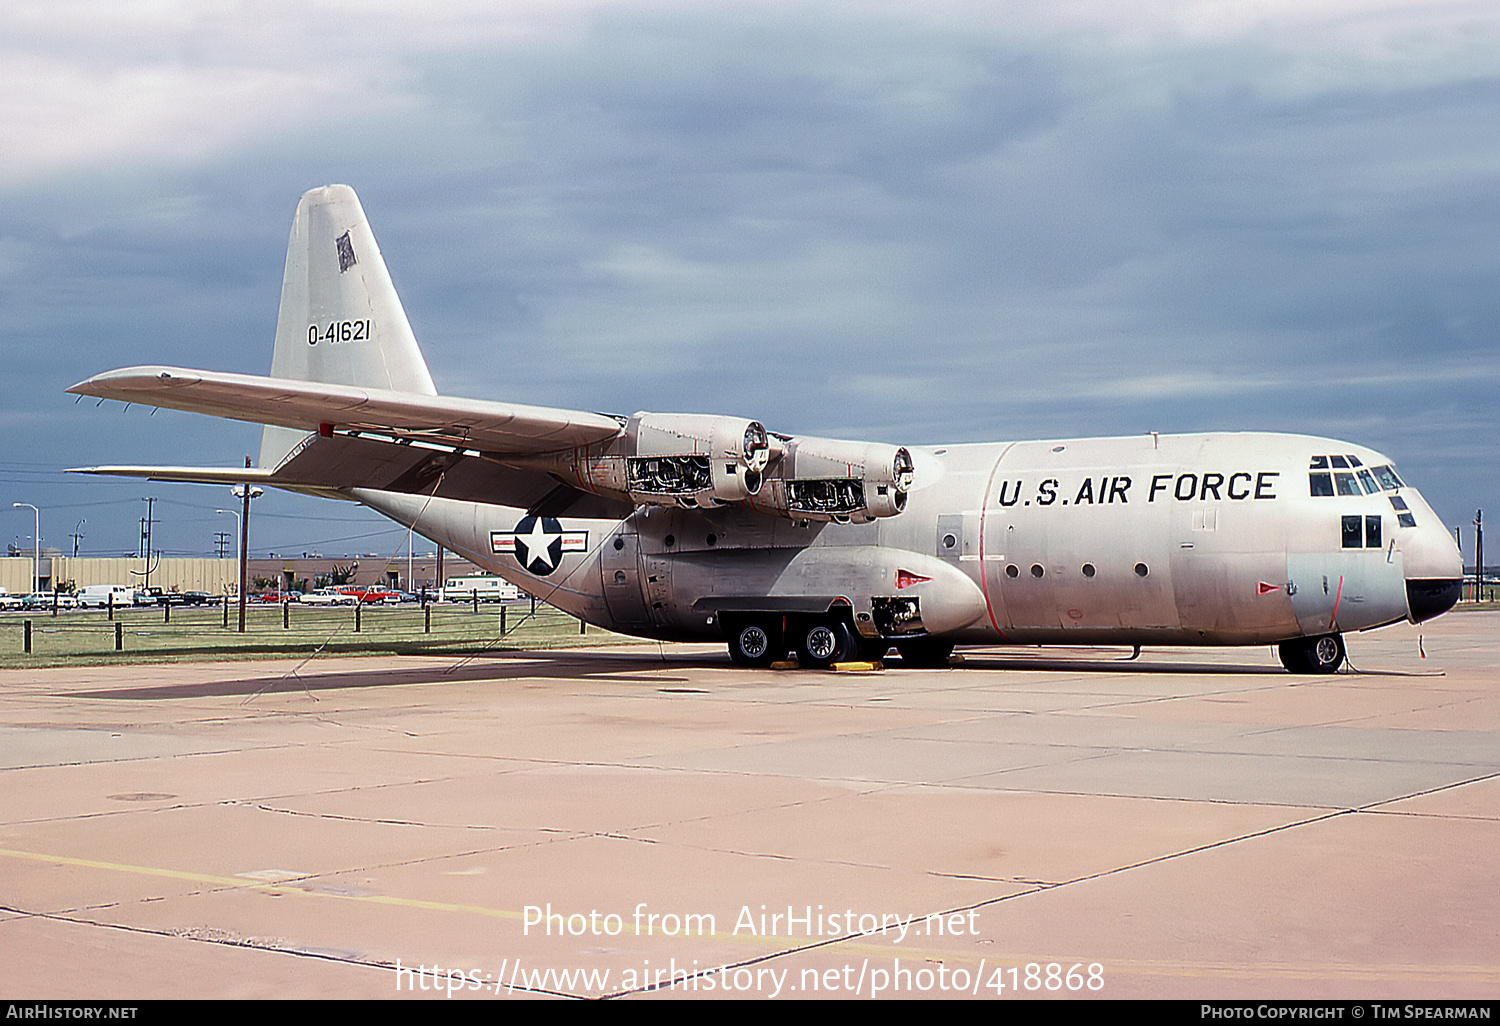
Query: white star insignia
xmin=516 ymin=518 xmax=561 ymax=572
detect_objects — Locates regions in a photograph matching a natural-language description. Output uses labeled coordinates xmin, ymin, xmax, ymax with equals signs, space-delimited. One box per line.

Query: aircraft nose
xmin=1400 ymin=503 xmax=1464 ymax=624
xmin=1406 ymin=578 xmax=1461 ymax=623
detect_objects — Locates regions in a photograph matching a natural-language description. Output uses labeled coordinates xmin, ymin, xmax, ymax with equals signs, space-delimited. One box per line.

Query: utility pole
xmin=140 ymin=497 xmax=157 ymax=591
xmin=1476 ymin=509 xmax=1485 ymax=603
xmin=229 ymin=458 xmax=262 ymax=634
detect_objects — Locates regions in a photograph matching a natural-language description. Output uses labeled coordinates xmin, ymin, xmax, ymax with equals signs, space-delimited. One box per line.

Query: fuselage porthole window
xmin=1081 ymin=563 xmax=1096 ymax=578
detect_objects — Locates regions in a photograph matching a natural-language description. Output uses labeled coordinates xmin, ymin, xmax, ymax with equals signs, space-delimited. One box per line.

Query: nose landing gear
xmin=1278 ymin=633 xmax=1345 ymax=674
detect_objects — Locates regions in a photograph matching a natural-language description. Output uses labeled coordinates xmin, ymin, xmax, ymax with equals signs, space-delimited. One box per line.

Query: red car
xmin=333 ymin=586 xmax=401 ymax=604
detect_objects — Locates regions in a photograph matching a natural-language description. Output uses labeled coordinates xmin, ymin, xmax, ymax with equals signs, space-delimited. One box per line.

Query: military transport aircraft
xmin=68 ymin=186 xmax=1463 ymax=672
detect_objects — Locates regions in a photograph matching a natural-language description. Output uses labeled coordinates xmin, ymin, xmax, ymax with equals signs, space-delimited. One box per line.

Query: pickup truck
xmin=141 ymin=588 xmax=216 ymax=606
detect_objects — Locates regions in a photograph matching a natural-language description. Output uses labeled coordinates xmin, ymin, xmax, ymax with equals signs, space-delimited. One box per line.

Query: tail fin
xmin=259 ymin=185 xmax=436 ymax=468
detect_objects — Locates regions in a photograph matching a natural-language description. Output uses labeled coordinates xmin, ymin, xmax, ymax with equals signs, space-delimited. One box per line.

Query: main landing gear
xmin=728 ymin=620 xmax=785 ymax=668
xmin=1278 ymin=633 xmax=1345 ymax=674
xmin=726 ymin=613 xmax=957 ymax=670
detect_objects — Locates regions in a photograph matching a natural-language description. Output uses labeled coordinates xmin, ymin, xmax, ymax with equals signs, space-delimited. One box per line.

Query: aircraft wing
xmin=66 ymin=366 xmax=640 ymax=518
xmin=66 ymin=366 xmax=625 ymax=455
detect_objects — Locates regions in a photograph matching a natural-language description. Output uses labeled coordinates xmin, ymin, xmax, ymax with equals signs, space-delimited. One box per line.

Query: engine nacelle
xmin=750 ymin=438 xmax=913 ymax=523
xmin=521 ymin=412 xmax=770 ymax=509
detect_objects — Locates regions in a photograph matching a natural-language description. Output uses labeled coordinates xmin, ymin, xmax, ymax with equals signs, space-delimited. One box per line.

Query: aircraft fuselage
xmin=357 ymin=428 xmax=1460 ymax=656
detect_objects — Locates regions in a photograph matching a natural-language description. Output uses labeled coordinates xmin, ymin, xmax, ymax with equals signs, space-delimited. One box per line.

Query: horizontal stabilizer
xmin=66 ymin=465 xmax=277 ymax=486
xmin=68 ymin=433 xmax=635 ymax=519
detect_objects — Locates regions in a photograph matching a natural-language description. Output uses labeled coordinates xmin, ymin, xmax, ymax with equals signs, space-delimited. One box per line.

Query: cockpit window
xmin=1310 ymin=457 xmax=1404 ymax=496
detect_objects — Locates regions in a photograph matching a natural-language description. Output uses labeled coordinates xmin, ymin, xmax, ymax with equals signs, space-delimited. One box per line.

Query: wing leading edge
xmin=67 ymin=366 xmax=626 ymax=457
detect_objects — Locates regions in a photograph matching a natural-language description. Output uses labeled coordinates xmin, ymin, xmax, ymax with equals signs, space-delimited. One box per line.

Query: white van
xmin=77 ymin=585 xmax=140 ymax=609
xmin=440 ymin=576 xmax=520 ymax=602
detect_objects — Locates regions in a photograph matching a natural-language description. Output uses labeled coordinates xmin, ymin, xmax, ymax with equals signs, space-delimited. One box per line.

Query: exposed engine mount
xmin=507 ymin=415 xmax=911 ymax=522
xmin=749 ymin=438 xmax=914 ymax=523
xmin=516 ymin=412 xmax=771 ymax=509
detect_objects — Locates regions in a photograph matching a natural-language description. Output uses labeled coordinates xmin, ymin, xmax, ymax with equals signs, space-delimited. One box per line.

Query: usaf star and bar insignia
xmin=491 ymin=516 xmax=588 ymax=576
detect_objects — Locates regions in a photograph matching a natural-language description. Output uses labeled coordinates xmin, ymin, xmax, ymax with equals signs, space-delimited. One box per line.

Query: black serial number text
xmin=308 ymin=320 xmax=372 ymax=345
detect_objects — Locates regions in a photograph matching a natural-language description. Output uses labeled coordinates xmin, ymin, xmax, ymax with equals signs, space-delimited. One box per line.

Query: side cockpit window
xmin=1343 ymin=514 xmax=1385 ymax=549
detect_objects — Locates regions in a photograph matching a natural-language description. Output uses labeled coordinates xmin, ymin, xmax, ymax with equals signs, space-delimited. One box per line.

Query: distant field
xmin=0 ymin=601 xmax=633 ymax=668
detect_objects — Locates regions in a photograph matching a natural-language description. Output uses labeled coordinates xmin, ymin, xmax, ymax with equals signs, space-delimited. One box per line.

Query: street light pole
xmin=12 ymin=503 xmax=39 ymax=594
xmin=225 ymin=460 xmax=263 ymax=633
xmin=214 ymin=507 xmax=242 ymax=618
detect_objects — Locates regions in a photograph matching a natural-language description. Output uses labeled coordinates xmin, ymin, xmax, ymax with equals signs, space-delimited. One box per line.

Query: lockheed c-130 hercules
xmin=69 ymin=185 xmax=1464 ymax=673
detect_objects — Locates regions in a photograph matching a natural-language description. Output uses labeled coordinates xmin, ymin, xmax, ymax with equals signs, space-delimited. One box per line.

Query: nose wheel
xmin=1278 ymin=633 xmax=1345 ymax=674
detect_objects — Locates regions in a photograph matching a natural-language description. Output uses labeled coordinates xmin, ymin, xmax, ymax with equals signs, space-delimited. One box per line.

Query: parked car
xmin=332 ymin=585 xmax=401 ymax=604
xmin=251 ymin=591 xmax=301 ymax=603
xmin=302 ymin=588 xmax=357 ymax=606
xmin=23 ymin=592 xmax=78 ymax=610
xmin=140 ymin=588 xmax=216 ymax=606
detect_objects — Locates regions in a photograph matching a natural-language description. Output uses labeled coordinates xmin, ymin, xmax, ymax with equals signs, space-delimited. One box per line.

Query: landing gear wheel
xmin=728 ymin=621 xmax=783 ymax=667
xmin=895 ymin=637 xmax=955 ymax=669
xmin=797 ymin=620 xmax=858 ymax=669
xmin=1278 ymin=633 xmax=1345 ymax=674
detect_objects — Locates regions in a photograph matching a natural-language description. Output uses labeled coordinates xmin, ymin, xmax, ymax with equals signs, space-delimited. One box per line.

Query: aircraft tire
xmin=728 ymin=621 xmax=783 ymax=668
xmin=797 ymin=620 xmax=858 ymax=669
xmin=895 ymin=636 xmax=955 ymax=669
xmin=1278 ymin=633 xmax=1345 ymax=674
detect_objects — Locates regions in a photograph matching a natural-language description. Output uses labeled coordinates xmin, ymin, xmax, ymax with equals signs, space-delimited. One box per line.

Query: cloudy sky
xmin=1 ymin=0 xmax=1496 ymax=561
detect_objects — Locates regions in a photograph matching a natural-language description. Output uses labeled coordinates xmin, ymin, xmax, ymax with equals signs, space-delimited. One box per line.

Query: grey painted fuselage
xmin=357 ymin=428 xmax=1458 ymax=649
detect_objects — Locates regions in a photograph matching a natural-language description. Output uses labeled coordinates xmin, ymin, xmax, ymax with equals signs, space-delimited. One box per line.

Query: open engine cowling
xmin=750 ymin=438 xmax=914 ymax=523
xmin=524 ymin=412 xmax=771 ymax=509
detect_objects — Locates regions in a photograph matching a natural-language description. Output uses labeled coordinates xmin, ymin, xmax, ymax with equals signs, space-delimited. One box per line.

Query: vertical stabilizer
xmin=259 ymin=185 xmax=437 ymax=468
